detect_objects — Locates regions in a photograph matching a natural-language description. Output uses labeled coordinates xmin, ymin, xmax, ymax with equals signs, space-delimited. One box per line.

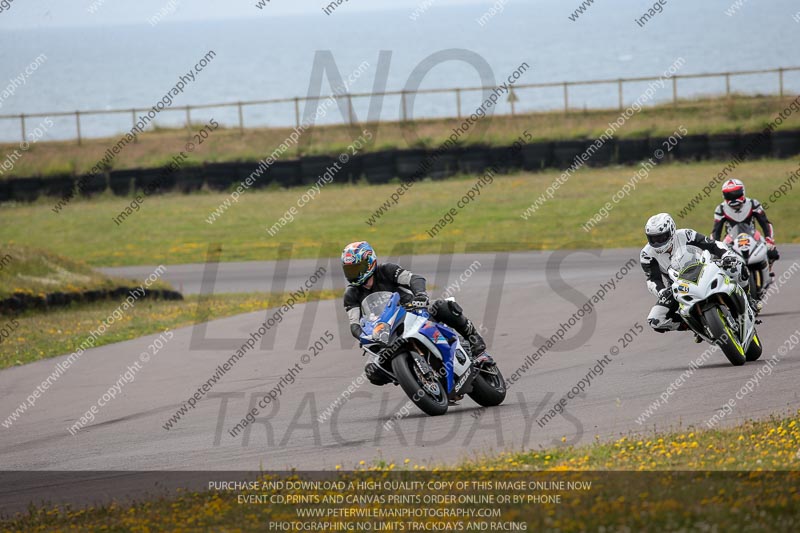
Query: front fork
xmin=693 ymin=292 xmax=746 ymax=342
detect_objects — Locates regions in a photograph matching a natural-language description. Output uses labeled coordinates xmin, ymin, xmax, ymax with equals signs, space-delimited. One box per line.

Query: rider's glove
xmin=350 ymin=323 xmax=363 ymax=339
xmin=765 ymin=236 xmax=776 ymax=249
xmin=646 ymin=280 xmax=660 ymax=297
xmin=407 ymin=294 xmax=430 ymax=310
xmin=657 ymin=287 xmax=672 ymax=304
xmin=721 ymin=255 xmax=739 ymax=271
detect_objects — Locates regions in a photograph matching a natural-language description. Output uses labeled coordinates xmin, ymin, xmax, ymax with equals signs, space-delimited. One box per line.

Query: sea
xmin=0 ymin=0 xmax=798 ymax=142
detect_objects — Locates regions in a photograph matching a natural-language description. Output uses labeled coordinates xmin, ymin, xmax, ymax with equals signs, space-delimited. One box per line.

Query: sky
xmin=0 ymin=0 xmax=489 ymax=29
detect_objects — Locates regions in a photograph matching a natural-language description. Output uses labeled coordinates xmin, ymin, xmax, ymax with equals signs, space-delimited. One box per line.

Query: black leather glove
xmin=721 ymin=255 xmax=738 ymax=270
xmin=350 ymin=323 xmax=363 ymax=339
xmin=407 ymin=294 xmax=430 ymax=310
xmin=657 ymin=287 xmax=672 ymax=305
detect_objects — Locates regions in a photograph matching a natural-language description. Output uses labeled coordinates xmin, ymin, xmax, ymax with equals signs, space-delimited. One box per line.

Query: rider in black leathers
xmin=341 ymin=241 xmax=492 ymax=385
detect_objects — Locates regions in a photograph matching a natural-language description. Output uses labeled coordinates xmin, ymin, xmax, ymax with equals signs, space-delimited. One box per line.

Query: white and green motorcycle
xmin=668 ymin=250 xmax=763 ymax=366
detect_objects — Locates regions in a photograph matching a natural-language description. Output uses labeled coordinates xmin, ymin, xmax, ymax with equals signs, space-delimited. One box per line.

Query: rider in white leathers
xmin=641 ymin=213 xmax=750 ymax=335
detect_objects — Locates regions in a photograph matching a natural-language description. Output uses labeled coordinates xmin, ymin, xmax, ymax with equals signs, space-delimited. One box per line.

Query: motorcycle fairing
xmin=417 ymin=317 xmax=458 ymax=392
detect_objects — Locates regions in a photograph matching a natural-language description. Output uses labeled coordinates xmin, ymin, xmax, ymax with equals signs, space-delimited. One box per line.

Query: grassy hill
xmin=0 ymin=244 xmax=146 ymax=299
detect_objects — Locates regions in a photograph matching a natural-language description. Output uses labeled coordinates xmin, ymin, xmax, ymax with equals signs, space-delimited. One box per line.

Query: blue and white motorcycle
xmin=359 ymin=291 xmax=506 ymax=416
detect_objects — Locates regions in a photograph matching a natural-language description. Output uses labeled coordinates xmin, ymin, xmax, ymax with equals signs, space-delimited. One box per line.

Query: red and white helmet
xmin=722 ymin=179 xmax=746 ymax=209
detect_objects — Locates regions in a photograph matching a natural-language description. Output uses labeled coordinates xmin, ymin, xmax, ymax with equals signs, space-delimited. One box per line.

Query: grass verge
xmin=0 ymin=290 xmax=340 ymax=369
xmin=0 ymin=159 xmax=797 ymax=267
xmin=4 ymin=412 xmax=799 ymax=531
xmin=0 ymin=244 xmax=169 ymax=300
xmin=1 ymin=95 xmax=797 ymax=178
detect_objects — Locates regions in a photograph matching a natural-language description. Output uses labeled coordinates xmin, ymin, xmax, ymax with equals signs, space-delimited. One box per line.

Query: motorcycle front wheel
xmin=391 ymin=353 xmax=449 ymax=416
xmin=703 ymin=304 xmax=746 ymax=366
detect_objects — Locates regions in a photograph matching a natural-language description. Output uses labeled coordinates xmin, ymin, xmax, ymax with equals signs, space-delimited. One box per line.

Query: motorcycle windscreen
xmin=678 ymin=263 xmax=705 ymax=283
xmin=672 ymin=249 xmax=704 ymax=282
xmin=360 ymin=291 xmax=394 ymax=322
xmin=728 ymin=222 xmax=752 ymax=235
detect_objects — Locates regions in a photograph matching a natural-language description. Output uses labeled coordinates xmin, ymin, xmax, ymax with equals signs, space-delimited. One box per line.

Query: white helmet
xmin=645 ymin=213 xmax=676 ymax=253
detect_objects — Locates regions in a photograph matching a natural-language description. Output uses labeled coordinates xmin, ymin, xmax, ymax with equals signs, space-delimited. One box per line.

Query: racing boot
xmin=456 ymin=316 xmax=494 ymax=367
xmin=748 ymin=295 xmax=763 ymax=315
xmin=430 ymin=299 xmax=492 ymax=365
xmin=449 ymin=394 xmax=465 ymax=405
xmin=460 ymin=318 xmax=491 ymax=365
xmin=767 ymin=246 xmax=780 ymax=277
xmin=473 ymin=352 xmax=495 ymax=367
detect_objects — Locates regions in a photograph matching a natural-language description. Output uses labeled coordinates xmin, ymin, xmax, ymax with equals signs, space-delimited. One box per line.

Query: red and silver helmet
xmin=645 ymin=213 xmax=676 ymax=253
xmin=722 ymin=179 xmax=746 ymax=209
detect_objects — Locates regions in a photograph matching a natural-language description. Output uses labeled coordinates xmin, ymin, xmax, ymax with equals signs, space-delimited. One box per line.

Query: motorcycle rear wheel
xmin=391 ymin=353 xmax=448 ymax=416
xmin=703 ymin=305 xmax=746 ymax=366
xmin=468 ymin=365 xmax=507 ymax=407
xmin=745 ymin=332 xmax=763 ymax=362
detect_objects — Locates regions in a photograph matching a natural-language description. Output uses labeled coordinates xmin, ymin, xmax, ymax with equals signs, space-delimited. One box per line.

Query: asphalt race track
xmin=2 ymin=246 xmax=799 ymax=512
